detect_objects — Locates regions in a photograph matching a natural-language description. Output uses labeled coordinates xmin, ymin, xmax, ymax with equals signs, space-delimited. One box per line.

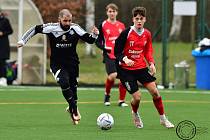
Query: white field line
xmin=1 ymin=87 xmax=209 ymax=104
xmin=0 ymin=86 xmax=210 ymax=94
xmin=1 ymin=100 xmax=210 ymax=105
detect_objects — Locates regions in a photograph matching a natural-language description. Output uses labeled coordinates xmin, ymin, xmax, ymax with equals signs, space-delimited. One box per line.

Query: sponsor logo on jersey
xmin=128 ymin=50 xmax=143 ymax=54
xmin=56 ymin=43 xmax=72 ymax=48
xmin=128 ymin=49 xmax=143 ymax=59
xmin=108 ymin=36 xmax=118 ymax=41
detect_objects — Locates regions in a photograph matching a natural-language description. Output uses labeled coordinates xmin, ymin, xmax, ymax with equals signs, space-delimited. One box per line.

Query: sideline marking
xmin=1 ymin=100 xmax=210 ymax=105
xmin=0 ymin=86 xmax=210 ymax=94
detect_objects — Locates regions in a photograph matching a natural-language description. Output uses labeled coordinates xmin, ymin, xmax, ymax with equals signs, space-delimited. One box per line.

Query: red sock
xmin=153 ymin=96 xmax=164 ymax=115
xmin=119 ymin=82 xmax=126 ymax=101
xmin=105 ymin=78 xmax=114 ymax=95
xmin=131 ymin=102 xmax=139 ymax=113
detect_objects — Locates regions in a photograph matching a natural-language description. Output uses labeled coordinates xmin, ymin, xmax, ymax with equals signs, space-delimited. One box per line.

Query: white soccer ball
xmin=97 ymin=113 xmax=114 ymax=130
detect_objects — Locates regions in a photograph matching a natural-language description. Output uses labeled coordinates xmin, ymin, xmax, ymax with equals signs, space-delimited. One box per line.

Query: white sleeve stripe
xmin=43 ymin=23 xmax=58 ymax=28
xmin=22 ymin=26 xmax=36 ymax=44
xmin=42 ymin=23 xmax=60 ymax=33
xmin=71 ymin=24 xmax=86 ymax=36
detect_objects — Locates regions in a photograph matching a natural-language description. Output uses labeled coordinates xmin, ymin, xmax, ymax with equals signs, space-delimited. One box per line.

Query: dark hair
xmin=106 ymin=3 xmax=118 ymax=11
xmin=132 ymin=7 xmax=146 ymax=17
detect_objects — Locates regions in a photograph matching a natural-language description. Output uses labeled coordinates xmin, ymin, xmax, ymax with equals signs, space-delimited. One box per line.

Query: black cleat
xmin=104 ymin=94 xmax=110 ymax=106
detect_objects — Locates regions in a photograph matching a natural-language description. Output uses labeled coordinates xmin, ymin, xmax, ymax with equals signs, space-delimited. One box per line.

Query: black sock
xmin=62 ymin=87 xmax=77 ymax=115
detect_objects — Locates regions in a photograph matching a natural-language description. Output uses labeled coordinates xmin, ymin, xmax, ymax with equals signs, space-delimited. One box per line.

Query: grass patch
xmin=0 ymin=86 xmax=209 ymax=140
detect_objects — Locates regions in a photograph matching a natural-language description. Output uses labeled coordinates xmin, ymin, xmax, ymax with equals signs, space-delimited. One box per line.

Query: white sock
xmin=160 ymin=114 xmax=166 ymax=121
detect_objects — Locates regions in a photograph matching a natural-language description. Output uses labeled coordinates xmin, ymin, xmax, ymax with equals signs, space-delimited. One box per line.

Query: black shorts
xmin=50 ymin=62 xmax=79 ymax=86
xmin=104 ymin=55 xmax=117 ymax=75
xmin=117 ymin=67 xmax=156 ymax=94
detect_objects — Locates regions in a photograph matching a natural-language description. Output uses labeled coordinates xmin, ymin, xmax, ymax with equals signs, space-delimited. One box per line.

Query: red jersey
xmin=96 ymin=20 xmax=125 ymax=59
xmin=115 ymin=26 xmax=155 ymax=70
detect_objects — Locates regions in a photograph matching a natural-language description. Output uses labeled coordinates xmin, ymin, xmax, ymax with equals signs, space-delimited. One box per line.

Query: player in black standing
xmin=17 ymin=9 xmax=99 ymax=125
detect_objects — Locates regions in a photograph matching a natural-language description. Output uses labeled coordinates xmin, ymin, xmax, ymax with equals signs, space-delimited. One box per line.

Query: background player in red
xmin=96 ymin=3 xmax=128 ymax=107
xmin=114 ymin=6 xmax=174 ymax=128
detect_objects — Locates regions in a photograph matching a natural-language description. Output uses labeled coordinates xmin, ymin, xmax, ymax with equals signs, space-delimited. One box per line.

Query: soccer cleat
xmin=104 ymin=95 xmax=110 ymax=106
xmin=118 ymin=102 xmax=128 ymax=107
xmin=66 ymin=106 xmax=81 ymax=125
xmin=104 ymin=102 xmax=111 ymax=106
xmin=160 ymin=118 xmax=174 ymax=128
xmin=0 ymin=78 xmax=7 ymax=86
xmin=132 ymin=111 xmax=143 ymax=128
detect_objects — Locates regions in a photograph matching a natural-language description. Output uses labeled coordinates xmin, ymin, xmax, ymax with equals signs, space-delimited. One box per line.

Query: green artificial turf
xmin=0 ymin=86 xmax=209 ymax=140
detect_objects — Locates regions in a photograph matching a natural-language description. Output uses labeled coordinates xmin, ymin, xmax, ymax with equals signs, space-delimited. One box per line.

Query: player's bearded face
xmin=59 ymin=15 xmax=72 ymax=31
xmin=60 ymin=23 xmax=70 ymax=31
xmin=133 ymin=15 xmax=146 ymax=29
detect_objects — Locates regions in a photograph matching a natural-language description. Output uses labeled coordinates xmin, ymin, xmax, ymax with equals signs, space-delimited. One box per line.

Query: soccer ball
xmin=97 ymin=113 xmax=114 ymax=130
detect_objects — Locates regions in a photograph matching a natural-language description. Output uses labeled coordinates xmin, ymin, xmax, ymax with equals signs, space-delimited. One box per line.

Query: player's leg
xmin=68 ymin=78 xmax=81 ymax=122
xmin=144 ymin=82 xmax=174 ymax=128
xmin=144 ymin=82 xmax=164 ymax=114
xmin=121 ymin=80 xmax=143 ymax=128
xmin=118 ymin=81 xmax=128 ymax=107
xmin=104 ymin=72 xmax=116 ymax=105
xmin=105 ymin=58 xmax=128 ymax=106
xmin=66 ymin=65 xmax=81 ymax=124
xmin=50 ymin=65 xmax=78 ymax=124
xmin=104 ymin=58 xmax=117 ymax=106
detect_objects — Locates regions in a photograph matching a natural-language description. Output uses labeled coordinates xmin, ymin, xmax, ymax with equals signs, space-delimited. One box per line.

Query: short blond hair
xmin=106 ymin=3 xmax=118 ymax=11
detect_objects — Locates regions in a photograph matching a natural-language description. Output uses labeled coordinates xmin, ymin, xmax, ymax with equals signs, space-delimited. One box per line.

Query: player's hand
xmin=17 ymin=40 xmax=24 ymax=48
xmin=149 ymin=63 xmax=156 ymax=76
xmin=123 ymin=56 xmax=134 ymax=66
xmin=91 ymin=26 xmax=99 ymax=35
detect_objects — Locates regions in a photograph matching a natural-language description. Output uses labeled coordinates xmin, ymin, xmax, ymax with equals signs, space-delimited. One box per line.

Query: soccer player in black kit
xmin=17 ymin=9 xmax=99 ymax=125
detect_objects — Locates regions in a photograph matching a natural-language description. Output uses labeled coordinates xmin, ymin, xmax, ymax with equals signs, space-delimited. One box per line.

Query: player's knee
xmin=108 ymin=72 xmax=117 ymax=80
xmin=150 ymin=88 xmax=160 ymax=98
xmin=132 ymin=91 xmax=141 ymax=101
xmin=152 ymin=88 xmax=158 ymax=94
xmin=58 ymin=77 xmax=70 ymax=89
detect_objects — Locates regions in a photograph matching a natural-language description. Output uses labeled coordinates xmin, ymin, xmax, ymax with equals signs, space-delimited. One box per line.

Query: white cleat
xmin=132 ymin=111 xmax=143 ymax=128
xmin=160 ymin=119 xmax=174 ymax=128
xmin=66 ymin=106 xmax=81 ymax=125
xmin=104 ymin=94 xmax=110 ymax=106
xmin=104 ymin=102 xmax=111 ymax=106
xmin=118 ymin=102 xmax=128 ymax=107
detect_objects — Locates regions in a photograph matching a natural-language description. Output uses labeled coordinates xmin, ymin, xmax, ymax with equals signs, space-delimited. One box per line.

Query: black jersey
xmin=20 ymin=23 xmax=98 ymax=66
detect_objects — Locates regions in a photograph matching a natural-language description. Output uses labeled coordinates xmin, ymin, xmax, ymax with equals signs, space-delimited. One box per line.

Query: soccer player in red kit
xmin=96 ymin=3 xmax=128 ymax=107
xmin=114 ymin=7 xmax=174 ymax=128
